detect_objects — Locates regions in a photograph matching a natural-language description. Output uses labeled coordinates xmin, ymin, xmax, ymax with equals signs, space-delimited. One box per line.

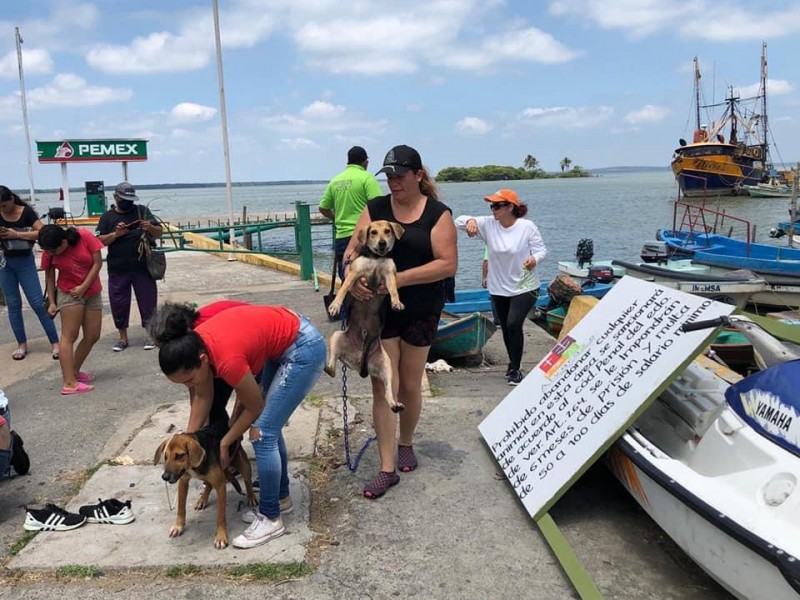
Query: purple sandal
xmin=398 ymin=445 xmax=418 ymax=473
xmin=363 ymin=471 xmax=400 ymax=499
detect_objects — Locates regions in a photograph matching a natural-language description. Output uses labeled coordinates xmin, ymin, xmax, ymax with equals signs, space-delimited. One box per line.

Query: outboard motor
xmin=575 ymin=238 xmax=594 ymax=268
xmin=587 ymin=265 xmax=614 ymax=284
xmin=640 ymin=241 xmax=670 ymax=264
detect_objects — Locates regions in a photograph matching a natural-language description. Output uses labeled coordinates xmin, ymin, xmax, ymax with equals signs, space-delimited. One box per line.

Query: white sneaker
xmin=232 ymin=513 xmax=284 ymax=549
xmin=241 ymin=497 xmax=293 ymax=523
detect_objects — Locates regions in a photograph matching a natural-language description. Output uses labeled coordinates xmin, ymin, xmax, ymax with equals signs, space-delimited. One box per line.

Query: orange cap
xmin=484 ymin=188 xmax=520 ymax=206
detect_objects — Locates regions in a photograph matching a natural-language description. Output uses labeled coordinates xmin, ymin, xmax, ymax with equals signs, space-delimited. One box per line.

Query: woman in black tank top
xmin=341 ymin=145 xmax=458 ymax=499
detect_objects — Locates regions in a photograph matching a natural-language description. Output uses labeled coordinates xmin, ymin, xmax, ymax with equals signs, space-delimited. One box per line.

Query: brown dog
xmin=325 ymin=220 xmax=405 ymax=413
xmin=154 ymin=426 xmax=257 ymax=549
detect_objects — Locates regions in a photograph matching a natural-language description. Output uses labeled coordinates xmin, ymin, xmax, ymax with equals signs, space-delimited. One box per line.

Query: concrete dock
xmin=0 ymin=248 xmax=733 ymax=599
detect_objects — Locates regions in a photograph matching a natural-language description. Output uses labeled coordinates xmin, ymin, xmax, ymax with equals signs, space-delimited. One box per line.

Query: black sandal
xmin=363 ymin=471 xmax=400 ymax=499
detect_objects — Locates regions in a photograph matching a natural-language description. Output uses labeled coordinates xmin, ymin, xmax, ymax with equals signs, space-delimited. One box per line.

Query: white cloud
xmin=25 ymin=73 xmax=132 ymax=109
xmin=289 ymin=2 xmax=579 ymax=75
xmin=623 ymin=104 xmax=669 ymax=125
xmin=301 ymin=101 xmax=346 ymax=120
xmin=280 ymin=137 xmax=318 ymax=150
xmin=548 ymin=0 xmax=800 ymax=41
xmin=171 ymin=102 xmax=217 ymax=124
xmin=456 ymin=117 xmax=493 ymax=135
xmin=85 ymin=4 xmax=273 ymax=75
xmin=440 ymin=28 xmax=582 ymax=70
xmin=738 ymin=79 xmax=793 ymax=98
xmin=257 ymin=99 xmax=385 ymax=136
xmin=518 ymin=106 xmax=614 ymax=128
xmin=0 ymin=48 xmax=54 ymax=79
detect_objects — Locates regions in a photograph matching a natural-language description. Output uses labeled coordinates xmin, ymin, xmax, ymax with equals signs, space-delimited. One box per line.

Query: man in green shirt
xmin=319 ymin=146 xmax=382 ymax=280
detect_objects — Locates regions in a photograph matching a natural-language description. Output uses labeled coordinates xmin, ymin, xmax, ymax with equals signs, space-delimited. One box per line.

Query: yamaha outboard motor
xmin=575 ymin=238 xmax=594 ymax=268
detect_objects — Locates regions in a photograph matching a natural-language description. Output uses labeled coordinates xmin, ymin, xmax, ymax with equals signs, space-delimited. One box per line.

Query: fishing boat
xmin=443 ymin=281 xmax=614 ymax=316
xmin=431 ymin=312 xmax=496 ymax=359
xmin=658 ymin=228 xmax=800 ymax=279
xmin=611 ymin=259 xmax=767 ymax=308
xmin=556 ymin=238 xmax=623 ymax=280
xmin=744 ymin=178 xmax=794 ymax=198
xmin=556 ymin=259 xmax=622 ymax=280
xmin=561 ymin=299 xmax=800 ymax=599
xmin=671 ymin=43 xmax=777 ymax=198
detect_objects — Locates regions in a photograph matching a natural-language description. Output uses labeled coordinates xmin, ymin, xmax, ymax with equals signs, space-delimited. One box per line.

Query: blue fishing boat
xmin=657 ymin=228 xmax=800 ymax=279
xmin=443 ymin=280 xmax=614 ymax=316
xmin=431 ymin=312 xmax=497 ymax=359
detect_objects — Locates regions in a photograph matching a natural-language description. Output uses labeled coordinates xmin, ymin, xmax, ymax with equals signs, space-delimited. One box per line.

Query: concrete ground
xmin=0 ymin=248 xmax=733 ymax=599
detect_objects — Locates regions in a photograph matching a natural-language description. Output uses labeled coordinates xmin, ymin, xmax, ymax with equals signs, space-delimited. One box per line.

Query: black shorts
xmin=381 ymin=311 xmax=441 ymax=347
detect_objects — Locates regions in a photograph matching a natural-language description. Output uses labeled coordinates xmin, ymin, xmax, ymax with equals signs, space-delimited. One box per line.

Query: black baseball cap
xmin=376 ymin=144 xmax=422 ymax=176
xmin=347 ymin=146 xmax=368 ymax=164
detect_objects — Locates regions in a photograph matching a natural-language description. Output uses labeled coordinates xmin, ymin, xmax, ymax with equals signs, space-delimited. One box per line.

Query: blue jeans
xmin=0 ymin=253 xmax=59 ymax=345
xmin=0 ymin=405 xmax=11 ymax=480
xmin=252 ymin=316 xmax=325 ymax=519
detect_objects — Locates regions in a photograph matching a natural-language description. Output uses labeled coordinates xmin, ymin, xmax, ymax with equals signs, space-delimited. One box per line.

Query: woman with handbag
xmin=95 ymin=182 xmax=162 ymax=352
xmin=0 ymin=186 xmax=59 ymax=361
xmin=38 ymin=225 xmax=104 ymax=395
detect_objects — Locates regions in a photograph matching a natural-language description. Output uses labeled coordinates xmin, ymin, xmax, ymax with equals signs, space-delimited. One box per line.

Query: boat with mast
xmin=671 ymin=43 xmax=777 ymax=198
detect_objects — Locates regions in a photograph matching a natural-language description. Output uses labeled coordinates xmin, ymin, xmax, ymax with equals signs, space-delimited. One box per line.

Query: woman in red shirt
xmin=153 ymin=303 xmax=325 ymax=549
xmin=38 ymin=225 xmax=104 ymax=395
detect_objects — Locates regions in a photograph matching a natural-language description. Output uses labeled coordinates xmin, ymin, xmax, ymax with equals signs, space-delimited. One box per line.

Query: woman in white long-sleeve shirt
xmin=455 ymin=188 xmax=547 ymax=385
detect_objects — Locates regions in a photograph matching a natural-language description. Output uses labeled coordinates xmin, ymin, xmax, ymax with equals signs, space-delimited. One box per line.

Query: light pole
xmin=15 ymin=27 xmax=36 ymax=203
xmin=211 ymin=0 xmax=237 ymax=259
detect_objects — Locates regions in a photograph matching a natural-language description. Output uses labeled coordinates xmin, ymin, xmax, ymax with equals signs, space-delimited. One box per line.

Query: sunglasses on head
xmin=490 ymin=202 xmax=510 ymax=211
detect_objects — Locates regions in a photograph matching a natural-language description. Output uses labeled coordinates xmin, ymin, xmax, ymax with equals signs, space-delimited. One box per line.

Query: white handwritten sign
xmin=478 ymin=276 xmax=735 ymax=519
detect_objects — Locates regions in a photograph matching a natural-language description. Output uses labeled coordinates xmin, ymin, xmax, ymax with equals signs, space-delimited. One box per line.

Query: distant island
xmin=435 ymin=154 xmax=593 ymax=183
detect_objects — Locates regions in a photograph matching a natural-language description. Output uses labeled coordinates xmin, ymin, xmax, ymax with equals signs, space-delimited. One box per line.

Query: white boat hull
xmin=610 ymin=437 xmax=800 ymax=600
xmin=621 ymin=268 xmax=764 ymax=308
xmin=606 ymin=359 xmax=800 ymax=600
xmin=557 ymin=259 xmax=623 ymax=279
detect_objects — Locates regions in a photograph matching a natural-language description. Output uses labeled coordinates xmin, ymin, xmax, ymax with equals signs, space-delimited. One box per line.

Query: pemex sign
xmin=36 ymin=139 xmax=148 ymax=163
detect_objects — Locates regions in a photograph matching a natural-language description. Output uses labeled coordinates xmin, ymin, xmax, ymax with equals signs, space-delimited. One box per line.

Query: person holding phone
xmin=0 ymin=186 xmax=60 ymax=361
xmin=95 ymin=182 xmax=162 ymax=352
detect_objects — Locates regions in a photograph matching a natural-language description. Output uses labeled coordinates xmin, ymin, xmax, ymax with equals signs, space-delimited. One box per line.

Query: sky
xmin=1 ymin=0 xmax=800 ymax=189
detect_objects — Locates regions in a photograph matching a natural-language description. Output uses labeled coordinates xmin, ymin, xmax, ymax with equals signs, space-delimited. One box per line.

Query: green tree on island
xmin=560 ymin=157 xmax=572 ymax=172
xmin=523 ymin=155 xmax=539 ymax=171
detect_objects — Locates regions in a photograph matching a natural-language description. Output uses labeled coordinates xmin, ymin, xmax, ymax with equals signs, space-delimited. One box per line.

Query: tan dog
xmin=326 ymin=220 xmax=405 ymax=413
xmin=154 ymin=427 xmax=257 ymax=549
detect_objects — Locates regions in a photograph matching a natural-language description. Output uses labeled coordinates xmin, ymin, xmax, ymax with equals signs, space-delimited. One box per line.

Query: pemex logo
xmin=54 ymin=141 xmax=74 ymax=159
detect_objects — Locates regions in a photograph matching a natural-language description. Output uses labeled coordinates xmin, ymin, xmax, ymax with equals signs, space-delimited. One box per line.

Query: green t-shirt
xmin=319 ymin=164 xmax=382 ymax=239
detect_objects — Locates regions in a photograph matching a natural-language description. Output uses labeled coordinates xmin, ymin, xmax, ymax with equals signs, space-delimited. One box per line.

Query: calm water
xmin=33 ymin=172 xmax=795 ymax=289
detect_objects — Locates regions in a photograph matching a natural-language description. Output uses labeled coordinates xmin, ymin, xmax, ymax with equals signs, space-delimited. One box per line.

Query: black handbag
xmin=137 ymin=206 xmax=167 ymax=281
xmin=1 ymin=234 xmax=34 ymax=256
xmin=323 ymin=255 xmax=341 ymax=322
xmin=145 ymin=250 xmax=167 ymax=281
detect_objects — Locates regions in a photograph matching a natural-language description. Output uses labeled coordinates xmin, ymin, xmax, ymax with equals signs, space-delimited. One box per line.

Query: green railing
xmin=161 ymin=201 xmax=335 ymax=282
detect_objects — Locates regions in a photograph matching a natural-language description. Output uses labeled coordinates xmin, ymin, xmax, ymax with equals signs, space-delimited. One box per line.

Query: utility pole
xmin=15 ymin=27 xmax=36 ymax=203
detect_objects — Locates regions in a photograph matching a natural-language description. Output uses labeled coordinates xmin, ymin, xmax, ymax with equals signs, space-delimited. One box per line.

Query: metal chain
xmin=339 ymin=313 xmax=375 ymax=471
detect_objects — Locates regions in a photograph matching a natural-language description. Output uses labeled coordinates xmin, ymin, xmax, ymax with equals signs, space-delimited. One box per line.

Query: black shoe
xmin=507 ymin=370 xmax=524 ymax=386
xmin=504 ymin=366 xmax=513 ymax=379
xmin=24 ymin=504 xmax=86 ymax=531
xmin=79 ymin=498 xmax=135 ymax=525
xmin=10 ymin=431 xmax=29 ymax=476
